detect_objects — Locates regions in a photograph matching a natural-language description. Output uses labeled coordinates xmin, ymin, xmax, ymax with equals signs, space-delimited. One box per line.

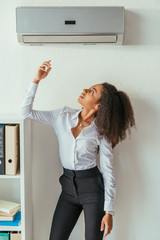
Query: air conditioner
xmin=16 ymin=6 xmax=125 ymax=45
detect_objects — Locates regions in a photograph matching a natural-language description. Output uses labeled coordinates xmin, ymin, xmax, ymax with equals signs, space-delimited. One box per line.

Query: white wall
xmin=0 ymin=1 xmax=160 ymax=240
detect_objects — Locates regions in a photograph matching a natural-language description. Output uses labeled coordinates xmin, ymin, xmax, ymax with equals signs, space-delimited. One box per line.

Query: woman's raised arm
xmin=20 ymin=60 xmax=64 ymax=127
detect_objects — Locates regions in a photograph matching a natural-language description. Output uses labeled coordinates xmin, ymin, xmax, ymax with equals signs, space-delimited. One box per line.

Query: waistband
xmin=63 ymin=165 xmax=101 ymax=178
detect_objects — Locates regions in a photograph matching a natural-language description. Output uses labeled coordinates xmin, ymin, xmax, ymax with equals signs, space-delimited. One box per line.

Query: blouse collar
xmin=71 ymin=108 xmax=97 ymax=126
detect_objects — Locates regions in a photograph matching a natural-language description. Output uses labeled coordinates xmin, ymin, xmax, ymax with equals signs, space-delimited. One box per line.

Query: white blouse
xmin=20 ymin=81 xmax=117 ymax=215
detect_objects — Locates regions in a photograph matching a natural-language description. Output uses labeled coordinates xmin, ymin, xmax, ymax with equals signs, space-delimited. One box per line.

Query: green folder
xmin=0 ymin=232 xmax=10 ymax=240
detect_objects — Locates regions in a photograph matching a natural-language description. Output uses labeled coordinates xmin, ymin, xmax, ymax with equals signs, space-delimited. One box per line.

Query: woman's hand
xmin=33 ymin=60 xmax=52 ymax=84
xmin=101 ymin=213 xmax=113 ymax=237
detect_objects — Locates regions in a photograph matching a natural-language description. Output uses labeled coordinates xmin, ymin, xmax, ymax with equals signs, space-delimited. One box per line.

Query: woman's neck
xmin=79 ymin=108 xmax=96 ymax=123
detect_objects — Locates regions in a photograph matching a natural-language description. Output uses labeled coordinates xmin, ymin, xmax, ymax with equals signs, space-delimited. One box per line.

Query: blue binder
xmin=0 ymin=211 xmax=21 ymax=226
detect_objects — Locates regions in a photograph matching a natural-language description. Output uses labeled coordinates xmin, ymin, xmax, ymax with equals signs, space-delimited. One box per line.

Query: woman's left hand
xmin=100 ymin=213 xmax=113 ymax=237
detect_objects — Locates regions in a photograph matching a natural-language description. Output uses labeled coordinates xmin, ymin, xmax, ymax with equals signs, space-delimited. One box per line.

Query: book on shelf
xmin=0 ymin=209 xmax=20 ymax=221
xmin=0 ymin=124 xmax=20 ymax=175
xmin=0 ymin=198 xmax=21 ymax=225
xmin=0 ymin=199 xmax=21 ymax=214
xmin=0 ymin=211 xmax=21 ymax=226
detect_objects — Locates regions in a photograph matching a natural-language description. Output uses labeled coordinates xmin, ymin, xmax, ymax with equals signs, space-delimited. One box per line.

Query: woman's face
xmin=77 ymin=84 xmax=104 ymax=111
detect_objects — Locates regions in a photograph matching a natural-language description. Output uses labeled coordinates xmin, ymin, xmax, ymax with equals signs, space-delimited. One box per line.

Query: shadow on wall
xmin=124 ymin=9 xmax=160 ymax=45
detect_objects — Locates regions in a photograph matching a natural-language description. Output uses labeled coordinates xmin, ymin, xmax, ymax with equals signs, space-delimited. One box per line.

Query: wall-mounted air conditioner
xmin=16 ymin=6 xmax=125 ymax=45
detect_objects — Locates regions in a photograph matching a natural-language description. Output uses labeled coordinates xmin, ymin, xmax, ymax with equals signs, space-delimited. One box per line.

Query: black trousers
xmin=49 ymin=165 xmax=105 ymax=240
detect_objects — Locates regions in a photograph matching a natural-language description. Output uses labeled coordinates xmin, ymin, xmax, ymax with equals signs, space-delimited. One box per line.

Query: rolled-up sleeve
xmin=99 ymin=136 xmax=117 ymax=213
xmin=20 ymin=81 xmax=63 ymax=127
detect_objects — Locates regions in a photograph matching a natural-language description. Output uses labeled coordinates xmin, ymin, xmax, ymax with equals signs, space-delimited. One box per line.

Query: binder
xmin=0 ymin=232 xmax=10 ymax=240
xmin=0 ymin=124 xmax=6 ymax=175
xmin=5 ymin=124 xmax=20 ymax=175
xmin=10 ymin=232 xmax=21 ymax=240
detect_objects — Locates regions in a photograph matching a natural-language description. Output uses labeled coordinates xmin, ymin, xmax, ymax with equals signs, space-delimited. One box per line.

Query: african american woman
xmin=20 ymin=60 xmax=136 ymax=240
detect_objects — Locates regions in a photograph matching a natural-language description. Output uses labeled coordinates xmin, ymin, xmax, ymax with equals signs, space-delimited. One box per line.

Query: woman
xmin=20 ymin=60 xmax=136 ymax=240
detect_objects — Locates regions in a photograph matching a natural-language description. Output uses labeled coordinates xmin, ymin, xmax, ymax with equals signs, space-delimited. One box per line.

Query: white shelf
xmin=0 ymin=225 xmax=22 ymax=231
xmin=0 ymin=115 xmax=33 ymax=240
xmin=0 ymin=170 xmax=21 ymax=179
xmin=0 ymin=174 xmax=21 ymax=179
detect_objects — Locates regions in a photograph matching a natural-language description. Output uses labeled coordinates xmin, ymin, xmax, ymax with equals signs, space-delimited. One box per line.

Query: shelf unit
xmin=0 ymin=114 xmax=33 ymax=240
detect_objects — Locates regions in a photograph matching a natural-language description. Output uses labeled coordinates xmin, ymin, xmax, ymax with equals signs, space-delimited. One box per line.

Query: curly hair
xmin=94 ymin=82 xmax=136 ymax=148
